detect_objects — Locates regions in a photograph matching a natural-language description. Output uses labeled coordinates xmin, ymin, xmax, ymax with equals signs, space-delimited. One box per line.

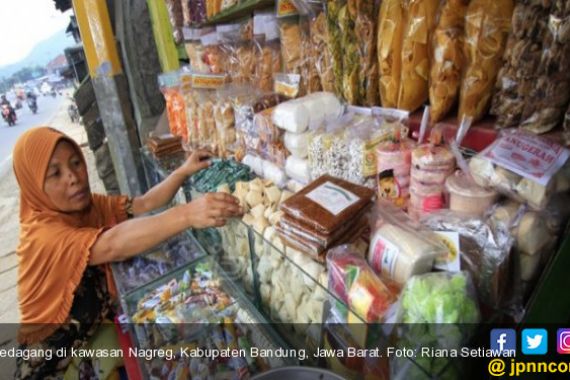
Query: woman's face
xmin=43 ymin=141 xmax=91 ymax=212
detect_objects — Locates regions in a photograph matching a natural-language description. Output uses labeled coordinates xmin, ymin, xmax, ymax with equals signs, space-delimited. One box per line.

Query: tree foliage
xmin=0 ymin=66 xmax=47 ymax=93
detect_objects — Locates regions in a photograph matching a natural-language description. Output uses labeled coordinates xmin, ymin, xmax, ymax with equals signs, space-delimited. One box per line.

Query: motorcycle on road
xmin=28 ymin=98 xmax=38 ymax=114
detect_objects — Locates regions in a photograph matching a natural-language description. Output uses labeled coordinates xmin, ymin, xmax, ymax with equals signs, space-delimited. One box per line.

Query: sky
xmin=0 ymin=0 xmax=72 ymax=67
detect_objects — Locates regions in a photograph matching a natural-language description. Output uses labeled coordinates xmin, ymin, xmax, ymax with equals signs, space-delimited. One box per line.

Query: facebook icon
xmin=491 ymin=329 xmax=517 ymax=353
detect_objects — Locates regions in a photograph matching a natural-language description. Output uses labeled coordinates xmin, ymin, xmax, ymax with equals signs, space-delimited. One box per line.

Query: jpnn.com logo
xmin=490 ymin=329 xmax=516 ymax=356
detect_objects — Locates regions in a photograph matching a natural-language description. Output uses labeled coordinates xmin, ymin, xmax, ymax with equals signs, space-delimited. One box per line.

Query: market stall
xmin=109 ymin=0 xmax=570 ymax=378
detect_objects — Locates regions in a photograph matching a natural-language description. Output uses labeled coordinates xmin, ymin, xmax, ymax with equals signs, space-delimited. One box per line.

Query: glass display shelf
xmin=112 ymin=231 xmax=206 ymax=298
xmin=121 ymin=255 xmax=296 ymax=379
xmin=140 ymin=146 xmax=191 ymax=204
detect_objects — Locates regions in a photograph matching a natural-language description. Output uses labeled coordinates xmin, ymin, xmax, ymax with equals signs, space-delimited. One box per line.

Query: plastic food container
xmin=445 ymin=172 xmax=498 ymax=216
xmin=409 ymin=186 xmax=444 ymax=213
xmin=412 ymin=145 xmax=455 ymax=170
xmin=411 ymin=166 xmax=454 ymax=184
xmin=376 ymin=139 xmax=414 ymax=169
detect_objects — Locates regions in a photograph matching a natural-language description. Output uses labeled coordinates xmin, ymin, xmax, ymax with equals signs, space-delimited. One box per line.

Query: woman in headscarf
xmin=13 ymin=127 xmax=242 ymax=379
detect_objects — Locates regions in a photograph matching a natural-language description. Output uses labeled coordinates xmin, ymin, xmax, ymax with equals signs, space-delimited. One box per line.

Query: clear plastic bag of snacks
xmin=158 ymin=70 xmax=188 ymax=143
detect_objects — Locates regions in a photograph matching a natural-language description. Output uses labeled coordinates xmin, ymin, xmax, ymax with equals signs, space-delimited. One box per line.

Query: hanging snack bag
xmin=397 ymin=0 xmax=440 ymax=112
xmin=459 ymin=0 xmax=514 ymax=121
xmin=254 ymin=13 xmax=282 ymax=92
xmin=159 ymin=70 xmax=188 ymax=143
xmin=377 ymin=0 xmax=404 ymax=108
xmin=200 ymin=30 xmax=228 ymax=74
xmin=218 ymin=18 xmax=256 ymax=85
xmin=429 ymin=0 xmax=469 ymax=122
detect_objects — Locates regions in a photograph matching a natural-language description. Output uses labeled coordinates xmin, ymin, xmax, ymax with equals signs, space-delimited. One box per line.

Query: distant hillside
xmin=0 ymin=28 xmax=75 ymax=78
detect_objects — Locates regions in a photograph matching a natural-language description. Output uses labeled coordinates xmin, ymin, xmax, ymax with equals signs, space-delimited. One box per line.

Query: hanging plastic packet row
xmin=182 ymin=71 xmax=229 ymax=154
xmin=253 ymin=11 xmax=282 ymax=92
xmin=158 ymin=70 xmax=188 ymax=143
xmin=217 ymin=18 xmax=256 ymax=86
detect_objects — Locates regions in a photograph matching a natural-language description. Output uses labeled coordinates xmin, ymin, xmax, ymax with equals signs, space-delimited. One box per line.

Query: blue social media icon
xmin=522 ymin=329 xmax=548 ymax=355
xmin=491 ymin=329 xmax=516 ymax=353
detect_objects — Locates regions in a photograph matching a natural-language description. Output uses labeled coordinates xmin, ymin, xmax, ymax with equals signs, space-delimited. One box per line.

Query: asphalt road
xmin=0 ymin=94 xmax=68 ymax=170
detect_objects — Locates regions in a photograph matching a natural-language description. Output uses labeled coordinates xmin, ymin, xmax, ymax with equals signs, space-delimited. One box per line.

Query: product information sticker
xmin=305 ymin=181 xmax=360 ymax=215
xmin=481 ymin=131 xmax=569 ymax=186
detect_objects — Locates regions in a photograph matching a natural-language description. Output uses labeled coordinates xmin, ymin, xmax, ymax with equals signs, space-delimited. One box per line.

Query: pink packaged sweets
xmin=376 ymin=139 xmax=415 ymax=207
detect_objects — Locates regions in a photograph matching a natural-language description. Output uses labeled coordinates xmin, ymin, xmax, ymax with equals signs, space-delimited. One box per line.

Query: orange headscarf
xmin=13 ymin=127 xmax=128 ymax=344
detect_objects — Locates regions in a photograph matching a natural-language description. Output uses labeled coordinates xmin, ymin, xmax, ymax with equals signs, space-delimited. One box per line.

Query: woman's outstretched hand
xmin=185 ymin=192 xmax=243 ymax=228
xmin=178 ymin=149 xmax=212 ymax=177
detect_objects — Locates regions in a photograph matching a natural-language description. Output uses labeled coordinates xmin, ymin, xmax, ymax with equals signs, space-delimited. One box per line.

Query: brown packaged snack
xmin=280 ymin=175 xmax=375 ymax=235
xmin=490 ymin=3 xmax=550 ymax=128
xmin=518 ymin=0 xmax=570 ymax=134
xmin=279 ymin=204 xmax=371 ymax=246
xmin=279 ymin=19 xmax=303 ymax=73
xmin=429 ymin=0 xmax=469 ymax=122
xmin=397 ymin=0 xmax=440 ymax=112
xmin=257 ymin=40 xmax=281 ymax=92
xmin=326 ymin=0 xmax=344 ymax=96
xmin=276 ymin=214 xmax=369 ymax=262
xmin=459 ymin=0 xmax=514 ymax=121
xmin=311 ymin=11 xmax=335 ymax=93
xmin=301 ymin=16 xmax=323 ymax=94
xmin=355 ymin=0 xmax=379 ymax=106
xmin=377 ymin=0 xmax=405 ymax=108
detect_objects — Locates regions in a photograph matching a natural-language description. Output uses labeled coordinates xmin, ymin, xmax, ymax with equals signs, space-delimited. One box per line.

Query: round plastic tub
xmin=445 ymin=171 xmax=498 ymax=216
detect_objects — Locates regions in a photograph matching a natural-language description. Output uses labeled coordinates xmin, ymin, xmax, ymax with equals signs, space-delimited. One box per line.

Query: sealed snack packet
xmin=421 ymin=211 xmax=514 ymax=312
xmin=355 ymin=0 xmax=379 ymax=107
xmin=368 ymin=200 xmax=448 ymax=285
xmin=310 ymin=5 xmax=335 ymax=92
xmin=300 ymin=14 xmax=322 ymax=94
xmin=327 ymin=245 xmax=400 ymax=323
xmin=490 ymin=3 xmax=550 ymax=128
xmin=254 ymin=13 xmax=282 ymax=92
xmin=279 ymin=16 xmax=308 ymax=95
xmin=397 ymin=0 xmax=440 ymax=112
xmin=337 ymin=1 xmax=359 ymax=104
xmin=392 ymin=271 xmax=479 ymax=379
xmin=469 ymin=130 xmax=570 ymax=210
xmin=459 ymin=0 xmax=514 ymax=121
xmin=325 ymin=0 xmax=344 ymax=96
xmin=199 ymin=30 xmax=228 ymax=74
xmin=218 ymin=18 xmax=256 ymax=85
xmin=377 ymin=0 xmax=404 ymax=108
xmin=518 ymin=0 xmax=570 ymax=134
xmin=159 ymin=70 xmax=188 ymax=143
xmin=429 ymin=0 xmax=469 ymax=122
xmin=184 ymin=27 xmax=214 ymax=73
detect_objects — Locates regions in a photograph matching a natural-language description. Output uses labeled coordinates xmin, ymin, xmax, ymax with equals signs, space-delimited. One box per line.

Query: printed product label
xmin=421 ymin=194 xmax=443 ymax=211
xmin=370 ymin=234 xmax=399 ymax=278
xmin=191 ymin=74 xmax=227 ymax=89
xmin=434 ymin=231 xmax=461 ymax=272
xmin=274 ymin=80 xmax=300 ymax=98
xmin=305 ymin=181 xmax=360 ymax=215
xmin=481 ymin=132 xmax=570 ymax=186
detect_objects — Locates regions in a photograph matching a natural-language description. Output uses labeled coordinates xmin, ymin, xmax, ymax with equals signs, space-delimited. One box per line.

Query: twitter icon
xmin=522 ymin=329 xmax=548 ymax=355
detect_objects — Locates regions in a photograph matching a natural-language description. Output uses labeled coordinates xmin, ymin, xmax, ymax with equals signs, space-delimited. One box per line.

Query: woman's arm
xmin=132 ymin=150 xmax=211 ymax=215
xmin=89 ymin=193 xmax=242 ymax=265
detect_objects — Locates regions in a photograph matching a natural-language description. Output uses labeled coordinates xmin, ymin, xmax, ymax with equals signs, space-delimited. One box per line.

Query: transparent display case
xmin=112 ymin=231 xmax=206 ymax=296
xmin=140 ymin=146 xmax=191 ymax=204
xmin=121 ymin=256 xmax=295 ymax=379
